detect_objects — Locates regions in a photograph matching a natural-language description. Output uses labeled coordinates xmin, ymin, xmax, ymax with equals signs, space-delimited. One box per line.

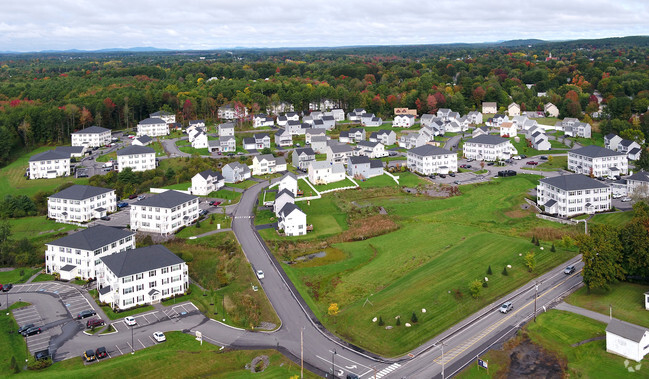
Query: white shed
xmin=606 ymin=318 xmax=649 ymax=362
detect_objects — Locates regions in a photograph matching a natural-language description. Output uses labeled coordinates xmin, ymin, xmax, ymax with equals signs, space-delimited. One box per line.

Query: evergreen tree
xmin=411 ymin=312 xmax=418 ymax=323
xmin=487 ymin=265 xmax=492 ymax=275
xmin=502 ymin=266 xmax=508 ymax=276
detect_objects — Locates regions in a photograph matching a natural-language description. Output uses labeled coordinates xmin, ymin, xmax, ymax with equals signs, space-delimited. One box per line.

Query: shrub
xmin=469 ymin=279 xmax=482 ymax=298
xmin=378 ymin=316 xmax=384 ymax=326
xmin=525 ymin=252 xmax=536 ymax=272
xmin=411 ymin=312 xmax=418 ymax=323
xmin=531 ymin=235 xmax=536 ymax=244
xmin=196 ymin=221 xmax=201 ymax=228
xmin=453 ymin=288 xmax=463 ymax=300
xmin=551 ymin=243 xmax=556 ymax=252
xmin=534 ymin=238 xmax=540 ymax=247
xmin=502 ymin=266 xmax=508 ymax=276
xmin=396 ymin=317 xmax=401 ymax=326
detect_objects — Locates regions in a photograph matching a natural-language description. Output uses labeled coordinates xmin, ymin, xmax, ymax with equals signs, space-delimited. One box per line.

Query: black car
xmin=487 ymin=162 xmax=495 ymax=166
xmin=77 ymin=310 xmax=97 ymax=319
xmin=520 ymin=154 xmax=527 ymax=159
xmin=96 ymin=346 xmax=108 ymax=359
xmin=18 ymin=323 xmax=35 ymax=334
xmin=2 ymin=283 xmax=12 ymax=292
xmin=439 ymin=174 xmax=446 ymax=178
xmin=34 ymin=349 xmax=51 ymax=361
xmin=22 ymin=326 xmax=42 ymax=336
xmin=540 ymin=156 xmax=548 ymax=160
xmin=100 ymin=216 xmax=110 ymax=221
xmin=448 ymin=172 xmax=456 ymax=177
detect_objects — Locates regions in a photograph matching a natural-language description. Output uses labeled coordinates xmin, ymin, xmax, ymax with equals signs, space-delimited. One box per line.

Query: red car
xmin=526 ymin=161 xmax=538 ymax=165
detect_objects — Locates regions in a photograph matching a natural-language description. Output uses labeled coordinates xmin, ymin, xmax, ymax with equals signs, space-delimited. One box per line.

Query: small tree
xmin=328 ymin=303 xmax=339 ymax=316
xmin=535 ymin=238 xmax=540 ymax=247
xmin=502 ymin=266 xmax=508 ymax=276
xmin=531 ymin=235 xmax=536 ymax=244
xmin=551 ymin=243 xmax=556 ymax=252
xmin=525 ymin=252 xmax=536 ymax=272
xmin=469 ymin=279 xmax=482 ymax=298
xmin=396 ymin=317 xmax=401 ymax=326
xmin=378 ymin=316 xmax=384 ymax=326
xmin=487 ymin=265 xmax=493 ymax=275
xmin=10 ymin=356 xmax=16 ymax=371
xmin=411 ymin=312 xmax=418 ymax=323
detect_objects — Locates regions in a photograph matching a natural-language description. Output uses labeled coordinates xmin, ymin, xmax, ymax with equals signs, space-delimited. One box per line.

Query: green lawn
xmin=161 ymin=181 xmax=191 ymax=191
xmin=357 ymin=174 xmax=398 ymax=189
xmin=535 ymin=117 xmax=561 ymax=126
xmin=276 ymin=175 xmax=580 ymax=356
xmin=96 ymin=151 xmax=116 ymax=162
xmin=261 ymin=190 xmax=276 ymax=204
xmin=150 ymin=141 xmax=168 ymax=156
xmin=7 ymin=216 xmax=78 ymax=244
xmin=572 ymin=132 xmax=605 ymax=148
xmin=15 ymin=332 xmax=313 ymax=378
xmin=566 ymin=282 xmax=649 ymax=329
xmin=298 ymin=178 xmax=317 ymax=197
xmin=254 ymin=209 xmax=276 ymax=226
xmin=175 ymin=213 xmax=231 ymax=238
xmin=209 ymin=189 xmax=242 ymax=204
xmin=312 ymin=177 xmax=357 ymax=192
xmin=0 ymin=302 xmax=31 ymax=374
xmin=521 ymin=156 xmax=567 ymax=171
xmin=510 ymin=136 xmax=568 ymax=157
xmin=88 ymin=290 xmax=155 ymax=320
xmin=397 ymin=171 xmax=429 ymax=187
xmin=0 ymin=146 xmax=90 ymax=198
xmin=226 ymin=180 xmax=256 ymax=189
xmin=0 ymin=268 xmax=42 ymax=284
xmin=459 ymin=310 xmax=649 ymax=378
xmin=549 ymin=139 xmax=570 ymax=149
xmin=31 ymin=273 xmax=55 ymax=282
xmin=588 ymin=211 xmax=634 ymax=226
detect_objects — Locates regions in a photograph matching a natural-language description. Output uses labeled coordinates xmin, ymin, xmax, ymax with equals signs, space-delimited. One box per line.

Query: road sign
xmin=478 ymin=359 xmax=488 ymax=369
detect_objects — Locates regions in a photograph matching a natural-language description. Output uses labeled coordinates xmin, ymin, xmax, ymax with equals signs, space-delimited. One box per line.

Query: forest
xmin=1 ymin=36 xmax=649 ymax=166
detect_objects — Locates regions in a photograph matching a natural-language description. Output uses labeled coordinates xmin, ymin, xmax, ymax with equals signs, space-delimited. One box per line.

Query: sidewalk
xmin=554 ymin=301 xmax=612 ymax=324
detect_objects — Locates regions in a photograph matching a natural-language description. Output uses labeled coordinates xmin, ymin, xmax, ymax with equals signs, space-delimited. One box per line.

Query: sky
xmin=2 ymin=0 xmax=649 ymax=52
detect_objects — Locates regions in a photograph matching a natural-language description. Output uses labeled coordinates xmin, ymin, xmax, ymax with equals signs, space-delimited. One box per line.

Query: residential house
xmin=564 ymin=122 xmax=592 ymax=138
xmin=407 ymin=145 xmax=458 ymax=175
xmin=393 ymin=114 xmax=416 ymax=128
xmin=268 ymin=102 xmax=294 ymax=116
xmin=347 ymin=156 xmax=384 ymax=179
xmin=308 ymin=161 xmax=346 ymax=185
xmin=347 ymin=108 xmax=367 ymax=121
xmin=292 ymin=147 xmax=316 ymax=170
xmin=325 ymin=109 xmax=345 ymax=121
xmin=370 ymin=130 xmax=396 ymax=146
xmin=568 ymin=145 xmax=628 ymax=177
xmin=97 ymin=245 xmax=188 ymax=310
xmin=488 ymin=114 xmax=509 ymax=127
xmin=537 ymin=174 xmax=611 ymax=217
xmin=130 ymin=191 xmax=200 ymax=235
xmin=348 ymin=128 xmax=366 ymax=142
xmin=472 ymin=126 xmax=489 ymax=138
xmin=188 ymin=119 xmax=206 ymax=130
xmin=437 ymin=108 xmax=453 ymax=121
xmin=274 ymin=189 xmax=295 ymax=214
xmin=190 ymin=170 xmax=224 ymax=196
xmin=310 ymin=136 xmax=329 ymax=154
xmin=606 ymin=319 xmax=649 ymax=362
xmin=286 ymin=121 xmax=310 ymax=135
xmin=533 ymin=137 xmax=552 ymax=151
xmin=420 ymin=114 xmax=437 ymax=128
xmin=116 ymin=145 xmax=156 ymax=172
xmin=326 ymin=143 xmax=354 ymax=164
xmin=251 ymin=154 xmax=287 ymax=175
xmin=355 ymin=141 xmax=387 ymax=158
xmin=277 ymin=203 xmax=307 ymax=236
xmin=274 ymin=128 xmax=293 ymax=147
xmin=222 ymin=162 xmax=251 ymax=183
xmin=218 ymin=104 xmax=248 ymax=120
xmin=254 ymin=133 xmax=271 ymax=150
xmin=72 ymin=126 xmax=111 ymax=147
xmin=29 ymin=150 xmax=70 ymax=180
xmin=314 ymin=115 xmax=336 ymax=130
xmin=482 ymin=102 xmax=497 ymax=114
xmin=137 ymin=118 xmax=169 ymax=137
xmin=54 ymin=146 xmax=86 ymax=159
xmin=463 ymin=135 xmax=517 ymax=161
xmin=45 ymin=225 xmax=135 ymax=280
xmin=604 ymin=133 xmax=623 ymax=151
xmin=619 ymin=139 xmax=642 ymax=160
xmin=132 ymin=136 xmax=152 ymax=146
xmin=48 ymin=184 xmax=116 ymax=223
xmin=253 ymin=114 xmax=274 ymax=128
xmin=218 ymin=122 xmax=235 ymax=137
xmin=498 ymin=122 xmax=517 ymax=137
xmin=243 ymin=138 xmax=256 ymax=150
xmin=466 ymin=111 xmax=483 ymax=124
xmin=190 ymin=130 xmax=209 ymax=149
xmin=361 ymin=114 xmax=383 ymax=127
xmin=544 ymin=103 xmax=559 ymax=117
xmin=305 ymin=128 xmax=326 ymax=144
xmin=508 ymin=103 xmax=521 ymax=117
xmin=220 ymin=136 xmax=236 ymax=152
xmin=149 ymin=111 xmax=176 ymax=124
xmin=277 ymin=172 xmax=298 ymax=196
xmin=626 ymin=170 xmax=649 ymax=196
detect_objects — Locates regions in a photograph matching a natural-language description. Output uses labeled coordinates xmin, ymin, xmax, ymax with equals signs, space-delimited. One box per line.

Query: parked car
xmin=622 ymin=197 xmax=632 ymax=202
xmin=564 ymin=265 xmax=575 ymax=275
xmin=84 ymin=349 xmax=96 ymax=362
xmin=128 ymin=194 xmax=137 ymax=200
xmin=77 ymin=310 xmax=97 ymax=319
xmin=34 ymin=349 xmax=51 ymax=361
xmin=86 ymin=318 xmax=105 ymax=329
xmin=18 ymin=323 xmax=35 ymax=334
xmin=540 ymin=156 xmax=548 ymax=160
xmin=117 ymin=202 xmax=129 ymax=208
xmin=497 ymin=170 xmax=517 ymax=177
xmin=520 ymin=154 xmax=527 ymax=159
xmin=137 ymin=195 xmax=145 ymax=201
xmin=22 ymin=326 xmax=42 ymax=336
xmin=512 ymin=155 xmax=522 ymax=160
xmin=124 ymin=316 xmax=137 ymax=326
xmin=499 ymin=302 xmax=513 ymax=314
xmin=526 ymin=161 xmax=538 ymax=166
xmin=0 ymin=284 xmax=3 ymax=291
xmin=153 ymin=331 xmax=166 ymax=342
xmin=256 ymin=270 xmax=265 ymax=279
xmin=199 ymin=209 xmax=208 ymax=216
xmin=448 ymin=172 xmax=456 ymax=177
xmin=388 ymin=151 xmax=398 ymax=156
xmin=439 ymin=174 xmax=446 ymax=178
xmin=487 ymin=162 xmax=495 ymax=166
xmin=100 ymin=216 xmax=110 ymax=221
xmin=96 ymin=346 xmax=108 ymax=359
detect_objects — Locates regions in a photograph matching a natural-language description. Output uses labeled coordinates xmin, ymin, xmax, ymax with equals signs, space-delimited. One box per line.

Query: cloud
xmin=2 ymin=0 xmax=649 ymax=52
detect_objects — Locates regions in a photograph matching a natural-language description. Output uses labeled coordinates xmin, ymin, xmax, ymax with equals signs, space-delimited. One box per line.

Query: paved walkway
xmin=555 ymin=301 xmax=612 ymax=324
xmin=25 ymin=271 xmax=42 ymax=283
xmin=192 ymin=228 xmax=233 ymax=238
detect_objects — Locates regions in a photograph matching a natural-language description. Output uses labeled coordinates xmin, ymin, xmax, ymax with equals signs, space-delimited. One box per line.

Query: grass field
xmin=226 ymin=180 xmax=257 ymax=189
xmin=588 ymin=211 xmax=634 ymax=226
xmin=0 ymin=302 xmax=31 ymax=375
xmin=273 ymin=175 xmax=581 ymax=356
xmin=176 ymin=140 xmax=210 ymax=156
xmin=31 ymin=273 xmax=55 ymax=282
xmin=566 ymin=282 xmax=649 ymax=328
xmin=357 ymin=174 xmax=399 ymax=189
xmin=175 ymin=213 xmax=231 ymax=238
xmin=96 ymin=151 xmax=116 ymax=162
xmin=8 ymin=216 xmax=78 ymax=244
xmin=209 ymin=189 xmax=242 ymax=203
xmin=0 ymin=146 xmax=90 ymax=198
xmin=161 ymin=181 xmax=191 ymax=191
xmin=521 ymin=156 xmax=567 ymax=171
xmin=312 ymin=177 xmax=357 ymax=191
xmin=510 ymin=136 xmax=568 ymax=157
xmin=13 ymin=332 xmax=313 ymax=378
xmin=458 ymin=310 xmax=648 ymax=378
xmin=572 ymin=132 xmax=605 ymax=147
xmin=0 ymin=267 xmax=42 ymax=284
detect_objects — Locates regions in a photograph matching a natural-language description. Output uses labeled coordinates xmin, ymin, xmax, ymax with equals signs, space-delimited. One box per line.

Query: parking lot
xmin=11 ymin=304 xmax=64 ymax=355
xmin=11 ymin=282 xmax=96 ymax=319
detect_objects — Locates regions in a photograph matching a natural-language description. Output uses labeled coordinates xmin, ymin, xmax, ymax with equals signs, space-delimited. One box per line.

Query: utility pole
xmin=300 ymin=327 xmax=304 ymax=379
xmin=534 ymin=282 xmax=539 ymax=322
xmin=610 ymin=304 xmax=612 ymax=320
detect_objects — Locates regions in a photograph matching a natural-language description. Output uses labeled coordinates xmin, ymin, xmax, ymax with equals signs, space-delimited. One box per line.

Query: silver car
xmin=499 ymin=302 xmax=513 ymax=314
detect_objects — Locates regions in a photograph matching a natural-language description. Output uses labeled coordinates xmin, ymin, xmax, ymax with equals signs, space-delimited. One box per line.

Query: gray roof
xmin=357 ymin=140 xmax=379 ymax=148
xmin=277 ymin=188 xmax=295 ymax=199
xmin=29 ymin=149 xmax=70 ymax=162
xmin=98 ymin=285 xmax=112 ymax=295
xmin=49 ymin=184 xmax=114 ymax=200
xmin=465 ymin=135 xmax=509 ymax=145
xmin=295 ymin=147 xmax=315 ymax=156
xmin=279 ymin=202 xmax=303 ymax=217
xmin=196 ymin=169 xmax=223 ymax=180
xmin=626 ymin=170 xmax=649 ymax=183
xmin=150 ymin=111 xmax=173 ymax=117
xmin=349 ymin=128 xmax=364 ymax=134
xmin=310 ymin=160 xmax=336 ymax=170
xmin=55 ymin=146 xmax=85 ymax=155
xmin=370 ymin=159 xmax=384 ymax=169
xmin=377 ymin=129 xmax=395 ymax=136
xmin=570 ymin=145 xmax=625 ymax=158
xmin=134 ymin=136 xmax=153 ymax=144
xmin=606 ymin=319 xmax=649 ymax=343
xmin=322 ymin=115 xmax=334 ymax=121
xmin=135 ymin=190 xmax=197 ymax=208
xmin=60 ymin=264 xmax=76 ymax=272
xmin=254 ymin=133 xmax=270 ymax=139
xmin=117 ymin=145 xmax=155 ymax=156
xmin=218 ymin=122 xmax=235 ymax=129
xmin=544 ymin=199 xmax=557 ymax=208
xmin=100 ymin=245 xmax=184 ymax=278
xmin=329 ymin=144 xmax=353 ymax=153
xmin=408 ymin=145 xmax=453 ymax=156
xmin=629 ymin=147 xmax=641 ymax=155
xmin=311 ymin=136 xmax=328 ymax=143
xmin=620 ymin=139 xmax=636 ymax=147
xmin=73 ymin=125 xmax=110 ymax=134
xmin=274 ymin=128 xmax=289 ymax=137
xmin=47 ymin=225 xmax=134 ymax=251
xmin=189 ymin=119 xmax=205 ymax=125
xmin=348 ymin=156 xmax=371 ymax=165
xmin=242 ymin=137 xmax=255 ymax=145
xmin=540 ymin=174 xmax=609 ymax=191
xmin=138 ymin=117 xmax=167 ymax=125
xmin=305 ymin=128 xmax=326 ymax=135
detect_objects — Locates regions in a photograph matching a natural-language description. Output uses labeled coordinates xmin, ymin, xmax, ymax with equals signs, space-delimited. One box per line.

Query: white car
xmin=256 ymin=270 xmax=265 ymax=279
xmin=153 ymin=331 xmax=166 ymax=342
xmin=124 ymin=316 xmax=137 ymax=326
xmin=512 ymin=155 xmax=522 ymax=160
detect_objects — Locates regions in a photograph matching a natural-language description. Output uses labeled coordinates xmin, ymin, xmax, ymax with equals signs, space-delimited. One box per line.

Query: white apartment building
xmin=137 ymin=118 xmax=169 ymax=137
xmin=407 ymin=145 xmax=458 ymax=175
xmin=130 ymin=191 xmax=200 ymax=235
xmin=116 ymin=145 xmax=156 ymax=172
xmin=463 ymin=135 xmax=517 ymax=161
xmin=253 ymin=114 xmax=274 ymax=128
xmin=29 ymin=150 xmax=70 ymax=180
xmin=568 ymin=145 xmax=628 ymax=177
xmin=97 ymin=245 xmax=188 ymax=310
xmin=48 ymin=185 xmax=116 ymax=223
xmin=71 ymin=126 xmax=111 ymax=147
xmin=150 ymin=111 xmax=176 ymax=124
xmin=45 ymin=225 xmax=135 ymax=280
xmin=536 ymin=174 xmax=611 ymax=217
xmin=190 ymin=169 xmax=224 ymax=196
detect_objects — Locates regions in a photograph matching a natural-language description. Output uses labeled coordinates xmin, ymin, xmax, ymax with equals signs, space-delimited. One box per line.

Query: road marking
xmin=149 ymin=335 xmax=156 ymax=344
xmin=432 ymin=270 xmax=582 ymax=366
xmin=374 ymin=363 xmax=401 ymax=378
xmin=334 ymin=354 xmax=373 ymax=370
xmin=139 ymin=338 xmax=146 ymax=348
xmin=115 ymin=345 xmax=123 ymax=355
xmin=126 ymin=342 xmax=133 ymax=352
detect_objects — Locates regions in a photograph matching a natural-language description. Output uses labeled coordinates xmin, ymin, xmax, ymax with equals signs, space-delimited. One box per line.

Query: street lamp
xmin=534 ymin=282 xmax=539 ymax=322
xmin=331 ymin=349 xmax=336 ymax=377
xmin=131 ymin=324 xmax=135 ymax=354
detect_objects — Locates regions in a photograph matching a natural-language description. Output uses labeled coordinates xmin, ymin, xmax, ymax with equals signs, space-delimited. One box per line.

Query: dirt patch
xmin=506 ymin=336 xmax=564 ymax=379
xmin=329 ymin=214 xmax=399 ymax=243
xmin=522 ymin=226 xmax=579 ymax=241
xmin=245 ymin=355 xmax=270 ymax=373
xmin=505 ymin=209 xmax=529 ymax=218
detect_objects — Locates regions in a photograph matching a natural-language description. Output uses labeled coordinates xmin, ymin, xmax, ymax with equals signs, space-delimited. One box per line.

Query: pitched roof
xmin=218 ymin=122 xmax=235 ymax=129
xmin=135 ymin=190 xmax=197 ymax=208
xmin=279 ymin=202 xmax=303 ymax=217
xmin=29 ymin=149 xmax=70 ymax=162
xmin=100 ymin=245 xmax=184 ymax=278
xmin=47 ymin=225 xmax=134 ymax=251
xmin=150 ymin=111 xmax=173 ymax=117
xmin=134 ymin=136 xmax=152 ymax=144
xmin=224 ymin=162 xmax=250 ymax=172
xmin=357 ymin=140 xmax=379 ymax=148
xmin=117 ymin=145 xmax=155 ymax=156
xmin=539 ymin=174 xmax=609 ymax=191
xmin=408 ymin=145 xmax=453 ymax=156
xmin=138 ymin=117 xmax=167 ymax=125
xmin=254 ymin=133 xmax=270 ymax=139
xmin=570 ymin=145 xmax=625 ymax=158
xmin=196 ymin=169 xmax=223 ymax=180
xmin=276 ymin=188 xmax=295 ymax=199
xmin=369 ymin=159 xmax=384 ymax=169
xmin=73 ymin=125 xmax=110 ymax=134
xmin=311 ymin=136 xmax=328 ymax=143
xmin=329 ymin=144 xmax=353 ymax=153
xmin=55 ymin=146 xmax=85 ymax=155
xmin=348 ymin=156 xmax=371 ymax=165
xmin=310 ymin=160 xmax=335 ymax=170
xmin=295 ymin=147 xmax=315 ymax=156
xmin=49 ymin=184 xmax=114 ymax=200
xmin=626 ymin=170 xmax=649 ymax=183
xmin=465 ymin=135 xmax=510 ymax=145
xmin=606 ymin=319 xmax=649 ymax=343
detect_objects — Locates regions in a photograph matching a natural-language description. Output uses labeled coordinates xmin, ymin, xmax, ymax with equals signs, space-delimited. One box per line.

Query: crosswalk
xmin=374 ymin=363 xmax=401 ymax=378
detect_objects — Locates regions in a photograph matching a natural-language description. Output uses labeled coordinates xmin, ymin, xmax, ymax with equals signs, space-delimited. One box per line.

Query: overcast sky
xmin=2 ymin=0 xmax=649 ymax=52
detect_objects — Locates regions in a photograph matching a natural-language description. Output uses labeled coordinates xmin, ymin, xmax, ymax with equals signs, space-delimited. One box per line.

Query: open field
xmin=312 ymin=177 xmax=357 ymax=191
xmin=96 ymin=151 xmax=116 ymax=162
xmin=271 ymin=175 xmax=581 ymax=356
xmin=175 ymin=140 xmax=209 ymax=156
xmin=175 ymin=213 xmax=231 ymax=238
xmin=161 ymin=181 xmax=191 ymax=191
xmin=510 ymin=136 xmax=568 ymax=157
xmin=588 ymin=211 xmax=633 ymax=226
xmin=458 ymin=310 xmax=649 ymax=378
xmin=0 ymin=267 xmax=42 ymax=284
xmin=209 ymin=189 xmax=242 ymax=203
xmin=226 ymin=180 xmax=257 ymax=189
xmin=521 ymin=156 xmax=567 ymax=171
xmin=8 ymin=216 xmax=78 ymax=244
xmin=566 ymin=282 xmax=649 ymax=329
xmin=0 ymin=302 xmax=31 ymax=375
